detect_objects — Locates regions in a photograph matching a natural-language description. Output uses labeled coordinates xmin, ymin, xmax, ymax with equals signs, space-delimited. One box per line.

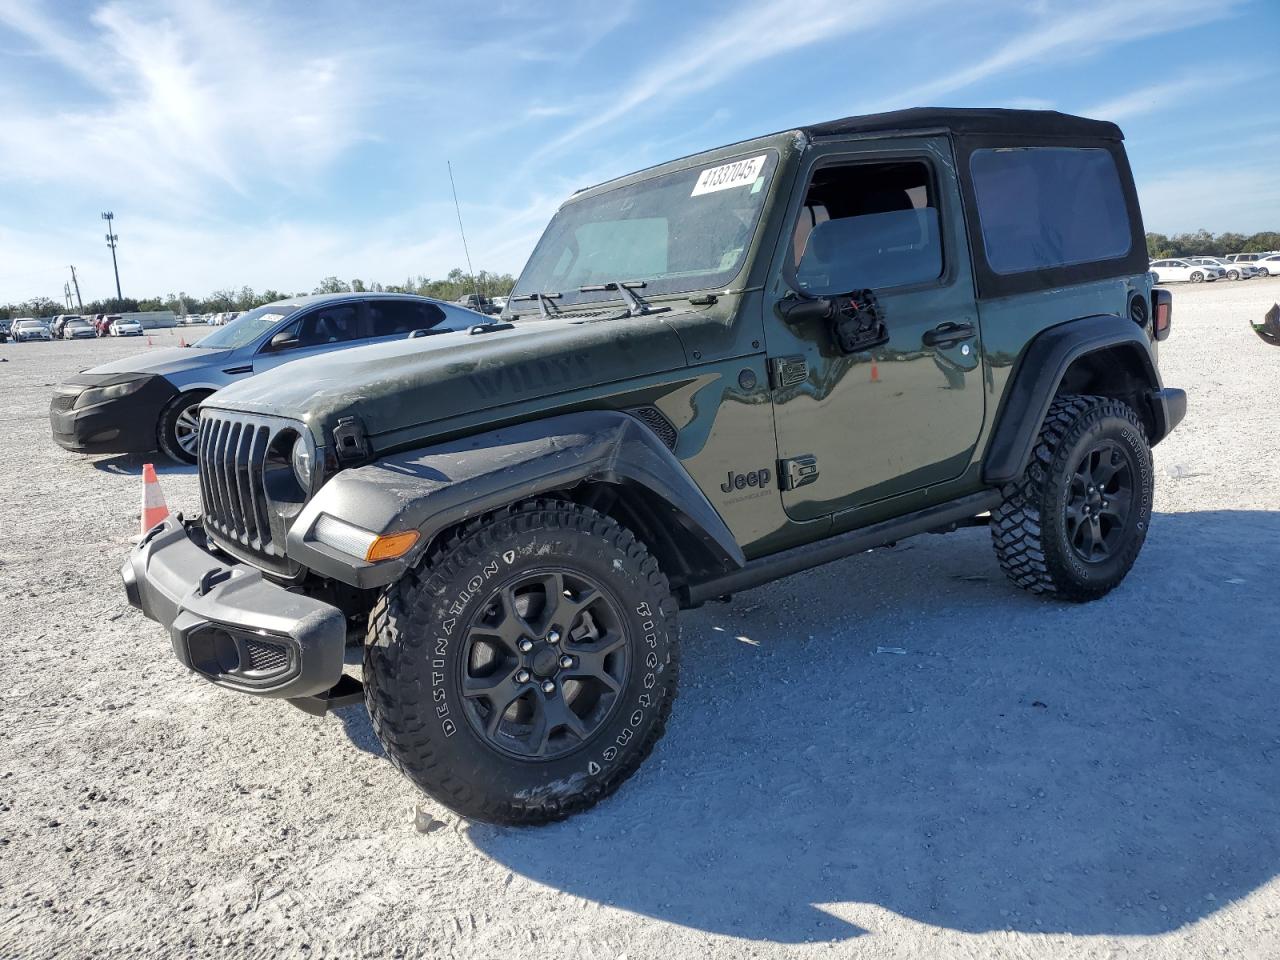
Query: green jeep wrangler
xmin=123 ymin=108 xmax=1185 ymax=824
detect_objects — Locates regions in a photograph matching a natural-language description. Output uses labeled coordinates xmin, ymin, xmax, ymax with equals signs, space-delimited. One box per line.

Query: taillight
xmin=1152 ymin=288 xmax=1172 ymax=342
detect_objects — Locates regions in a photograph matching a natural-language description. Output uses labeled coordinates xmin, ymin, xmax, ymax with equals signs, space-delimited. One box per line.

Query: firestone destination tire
xmin=991 ymin=394 xmax=1154 ymax=602
xmin=363 ymin=499 xmax=679 ymax=825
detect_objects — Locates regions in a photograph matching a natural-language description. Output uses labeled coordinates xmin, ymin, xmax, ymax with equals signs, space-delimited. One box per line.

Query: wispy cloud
xmin=883 ymin=0 xmax=1249 ymax=107
xmin=0 ymin=0 xmax=379 ymax=208
xmin=0 ymin=0 xmax=1272 ymax=305
xmin=1082 ymin=67 xmax=1256 ymax=121
xmin=526 ymin=0 xmax=916 ymax=164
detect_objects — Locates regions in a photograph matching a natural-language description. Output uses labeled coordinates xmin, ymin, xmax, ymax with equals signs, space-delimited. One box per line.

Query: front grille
xmin=198 ymin=409 xmax=300 ymax=571
xmin=50 ymin=394 xmax=77 ymax=413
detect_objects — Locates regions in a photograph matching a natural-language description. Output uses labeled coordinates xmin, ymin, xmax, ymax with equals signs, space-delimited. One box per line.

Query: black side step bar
xmin=288 ymin=673 xmax=365 ymax=717
xmin=682 ymin=490 xmax=1002 ymax=607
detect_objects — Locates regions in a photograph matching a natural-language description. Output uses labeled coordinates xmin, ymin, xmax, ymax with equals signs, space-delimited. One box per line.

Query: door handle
xmin=922 ymin=322 xmax=976 ymax=348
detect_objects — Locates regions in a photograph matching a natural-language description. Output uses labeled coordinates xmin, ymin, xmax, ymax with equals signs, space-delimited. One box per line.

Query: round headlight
xmin=290 ymin=435 xmax=313 ymax=491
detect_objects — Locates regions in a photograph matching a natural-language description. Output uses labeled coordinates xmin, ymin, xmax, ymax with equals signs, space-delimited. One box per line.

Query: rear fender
xmin=983 ymin=313 xmax=1179 ymax=486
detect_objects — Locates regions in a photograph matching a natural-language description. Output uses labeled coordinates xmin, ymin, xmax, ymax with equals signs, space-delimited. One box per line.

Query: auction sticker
xmin=691 ymin=155 xmax=766 ymax=196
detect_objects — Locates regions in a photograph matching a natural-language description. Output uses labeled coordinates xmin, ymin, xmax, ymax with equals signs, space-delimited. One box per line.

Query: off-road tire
xmin=364 ymin=499 xmax=679 ymax=825
xmin=991 ymin=394 xmax=1153 ymax=602
xmin=156 ymin=391 xmax=210 ymax=464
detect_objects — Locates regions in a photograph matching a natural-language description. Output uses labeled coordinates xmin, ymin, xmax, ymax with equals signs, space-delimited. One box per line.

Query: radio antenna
xmin=447 ymin=160 xmax=484 ymax=307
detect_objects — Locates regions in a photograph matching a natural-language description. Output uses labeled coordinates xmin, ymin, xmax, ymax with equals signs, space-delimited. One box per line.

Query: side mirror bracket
xmin=777 ymin=289 xmax=889 ymax=355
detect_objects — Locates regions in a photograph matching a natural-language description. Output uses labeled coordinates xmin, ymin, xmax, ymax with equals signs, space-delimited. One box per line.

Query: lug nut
xmin=559 ymin=655 xmax=574 ymax=669
xmin=542 ymin=680 xmax=556 ymax=695
xmin=515 ymin=669 xmax=531 ymax=683
xmin=518 ymin=638 xmax=533 ymax=652
xmin=546 ymin=629 xmax=561 ymax=645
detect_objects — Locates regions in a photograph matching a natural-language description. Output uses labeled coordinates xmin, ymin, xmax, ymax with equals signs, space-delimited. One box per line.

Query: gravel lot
xmin=2 ymin=282 xmax=1279 ymax=960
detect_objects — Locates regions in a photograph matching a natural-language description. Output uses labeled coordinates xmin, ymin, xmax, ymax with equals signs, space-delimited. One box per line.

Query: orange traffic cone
xmin=178 ymin=335 xmax=187 ymax=347
xmin=870 ymin=358 xmax=880 ymax=383
xmin=140 ymin=463 xmax=170 ymax=535
xmin=147 ymin=335 xmax=153 ymax=347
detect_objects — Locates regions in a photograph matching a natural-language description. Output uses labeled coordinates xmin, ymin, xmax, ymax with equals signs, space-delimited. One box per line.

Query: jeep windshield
xmin=192 ymin=303 xmax=301 ymax=349
xmin=508 ymin=150 xmax=778 ymax=313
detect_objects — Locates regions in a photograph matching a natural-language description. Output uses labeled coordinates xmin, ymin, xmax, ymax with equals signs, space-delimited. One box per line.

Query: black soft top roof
xmin=805 ymin=107 xmax=1123 ymax=142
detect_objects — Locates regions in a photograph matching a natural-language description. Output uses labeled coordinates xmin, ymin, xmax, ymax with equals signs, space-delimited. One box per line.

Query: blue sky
xmin=1 ymin=0 xmax=1276 ymax=304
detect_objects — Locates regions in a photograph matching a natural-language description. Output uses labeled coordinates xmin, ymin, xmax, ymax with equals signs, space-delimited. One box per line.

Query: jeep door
xmin=765 ymin=135 xmax=985 ymax=522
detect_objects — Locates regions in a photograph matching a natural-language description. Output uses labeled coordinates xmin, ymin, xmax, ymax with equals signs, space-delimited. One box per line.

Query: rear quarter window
xmin=969 ymin=147 xmax=1132 ymax=275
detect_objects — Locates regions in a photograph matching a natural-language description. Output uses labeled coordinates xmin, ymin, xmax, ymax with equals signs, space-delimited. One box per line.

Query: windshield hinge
xmin=332 ymin=416 xmax=369 ymax=464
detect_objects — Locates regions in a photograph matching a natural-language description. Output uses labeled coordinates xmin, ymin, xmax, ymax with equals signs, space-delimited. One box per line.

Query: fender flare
xmin=982 ymin=313 xmax=1172 ymax=487
xmin=286 ymin=410 xmax=746 ymax=589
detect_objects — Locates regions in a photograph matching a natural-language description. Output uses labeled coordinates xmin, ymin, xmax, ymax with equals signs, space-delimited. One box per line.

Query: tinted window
xmin=970 ymin=147 xmax=1131 ymax=275
xmin=792 ymin=160 xmax=943 ymax=295
xmin=368 ymin=300 xmax=448 ymax=337
xmin=279 ymin=304 xmax=360 ymax=348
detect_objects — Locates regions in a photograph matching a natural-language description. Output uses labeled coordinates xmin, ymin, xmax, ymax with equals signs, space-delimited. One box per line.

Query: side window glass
xmin=792 ymin=159 xmax=943 ymax=295
xmin=439 ymin=304 xmax=485 ymax=329
xmin=295 ymin=305 xmax=359 ymax=347
xmin=368 ymin=301 xmax=447 ymax=336
xmin=969 ymin=147 xmax=1131 ymax=274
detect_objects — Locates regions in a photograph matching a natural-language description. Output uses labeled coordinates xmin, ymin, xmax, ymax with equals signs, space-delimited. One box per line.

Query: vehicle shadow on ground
xmin=334 ymin=704 xmax=385 ymax=758
xmin=91 ymin=454 xmax=197 ymax=477
xmin=334 ymin=650 xmax=386 ymax=758
xmin=467 ymin=509 xmax=1280 ymax=943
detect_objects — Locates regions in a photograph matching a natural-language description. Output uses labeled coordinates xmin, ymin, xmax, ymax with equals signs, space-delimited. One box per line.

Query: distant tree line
xmin=1146 ymin=230 xmax=1280 ymax=260
xmin=8 ymin=233 xmax=1280 ymax=320
xmin=1 ymin=267 xmax=517 ymax=320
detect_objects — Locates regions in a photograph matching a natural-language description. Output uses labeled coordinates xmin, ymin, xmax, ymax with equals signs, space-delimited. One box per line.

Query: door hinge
xmin=779 ymin=455 xmax=819 ymax=490
xmin=768 ymin=355 xmax=808 ymax=389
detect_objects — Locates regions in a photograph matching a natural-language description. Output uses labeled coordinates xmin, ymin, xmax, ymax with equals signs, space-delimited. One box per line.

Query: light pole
xmin=101 ymin=211 xmax=122 ymax=303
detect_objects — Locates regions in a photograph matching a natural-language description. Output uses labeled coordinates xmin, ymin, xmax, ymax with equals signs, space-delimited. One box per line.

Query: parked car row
xmin=1150 ymin=252 xmax=1280 ymax=284
xmin=0 ymin=313 xmax=152 ymax=342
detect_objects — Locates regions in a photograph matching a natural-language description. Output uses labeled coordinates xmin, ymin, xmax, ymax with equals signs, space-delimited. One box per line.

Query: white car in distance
xmin=1188 ymin=257 xmax=1259 ymax=280
xmin=109 ymin=318 xmax=145 ymax=336
xmin=1149 ymin=258 xmax=1225 ymax=283
xmin=1252 ymin=254 xmax=1280 ymax=277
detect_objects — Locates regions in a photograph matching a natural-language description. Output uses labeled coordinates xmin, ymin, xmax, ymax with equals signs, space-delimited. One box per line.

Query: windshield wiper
xmin=509 ymin=291 xmax=562 ymax=318
xmin=578 ymin=280 xmax=650 ymax=316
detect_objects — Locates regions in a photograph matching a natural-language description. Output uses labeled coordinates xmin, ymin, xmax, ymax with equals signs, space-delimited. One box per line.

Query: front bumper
xmin=121 ymin=515 xmax=346 ymax=698
xmin=49 ymin=376 xmax=177 ymax=454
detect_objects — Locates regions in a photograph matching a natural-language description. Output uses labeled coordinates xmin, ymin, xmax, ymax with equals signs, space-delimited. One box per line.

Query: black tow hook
xmin=195 ymin=566 xmax=233 ymax=597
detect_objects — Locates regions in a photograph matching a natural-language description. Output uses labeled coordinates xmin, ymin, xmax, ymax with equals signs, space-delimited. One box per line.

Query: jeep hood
xmin=207 ymin=313 xmax=689 ymax=445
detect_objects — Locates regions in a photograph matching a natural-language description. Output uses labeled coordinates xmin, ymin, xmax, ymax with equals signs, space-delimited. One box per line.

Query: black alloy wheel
xmin=459 ymin=569 xmax=629 ymax=761
xmin=1064 ymin=440 xmax=1135 ymax=564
